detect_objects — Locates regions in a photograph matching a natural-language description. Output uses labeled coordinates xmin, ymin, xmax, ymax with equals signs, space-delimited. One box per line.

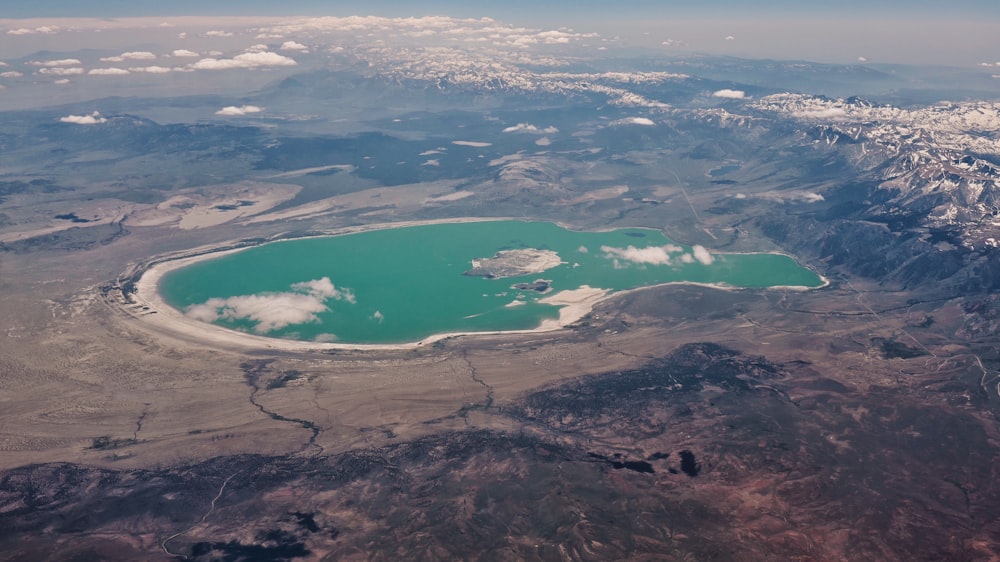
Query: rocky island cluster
xmin=510 ymin=279 xmax=552 ymax=293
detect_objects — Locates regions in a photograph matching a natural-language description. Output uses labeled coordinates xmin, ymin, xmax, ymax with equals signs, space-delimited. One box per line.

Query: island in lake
xmin=464 ymin=248 xmax=563 ymax=279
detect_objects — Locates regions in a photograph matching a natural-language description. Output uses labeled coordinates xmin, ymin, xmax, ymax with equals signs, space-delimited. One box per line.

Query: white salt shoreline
xmin=128 ymin=218 xmax=828 ymax=352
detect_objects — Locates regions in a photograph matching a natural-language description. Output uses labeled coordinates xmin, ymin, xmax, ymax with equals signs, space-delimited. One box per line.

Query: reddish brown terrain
xmin=3 ymin=266 xmax=1000 ymax=560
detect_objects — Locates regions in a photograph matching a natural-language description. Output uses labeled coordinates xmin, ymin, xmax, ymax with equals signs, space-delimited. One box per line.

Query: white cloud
xmin=857 ymin=56 xmax=868 ymax=62
xmin=503 ymin=123 xmax=536 ymax=133
xmin=536 ymin=30 xmax=573 ymax=44
xmin=601 ymin=244 xmax=684 ymax=266
xmin=54 ymin=78 xmax=70 ymax=85
xmin=38 ymin=67 xmax=84 ymax=76
xmin=601 ymin=243 xmax=714 ymax=267
xmin=89 ymin=68 xmax=130 ymax=75
xmin=59 ymin=111 xmax=108 ymax=125
xmin=712 ymin=89 xmax=746 ymax=99
xmin=613 ymin=117 xmax=655 ymax=126
xmin=245 ymin=43 xmax=269 ymax=52
xmin=177 ymin=32 xmax=187 ymax=39
xmin=725 ymin=35 xmax=736 ymax=41
xmin=186 ymin=294 xmax=325 ymax=333
xmin=184 ymin=277 xmax=354 ymax=334
xmin=290 ymin=277 xmax=355 ymax=302
xmin=172 ymin=49 xmax=199 ymax=57
xmin=205 ymin=30 xmax=234 ymax=37
xmin=691 ymin=245 xmax=714 ymax=265
xmin=190 ymin=51 xmax=297 ymax=70
xmin=215 ymin=105 xmax=263 ymax=116
xmin=0 ymin=71 xmax=23 ymax=78
xmin=256 ymin=16 xmax=599 ymax=51
xmin=280 ymin=41 xmax=309 ymax=52
xmin=101 ymin=51 xmax=156 ymax=62
xmin=0 ymin=62 xmax=7 ymax=66
xmin=452 ymin=140 xmax=492 ymax=147
xmin=7 ymin=26 xmax=57 ymax=35
xmin=130 ymin=66 xmax=174 ymax=73
xmin=502 ymin=123 xmax=559 ymax=134
xmin=30 ymin=58 xmax=81 ymax=67
xmin=535 ymin=137 xmax=552 ymax=146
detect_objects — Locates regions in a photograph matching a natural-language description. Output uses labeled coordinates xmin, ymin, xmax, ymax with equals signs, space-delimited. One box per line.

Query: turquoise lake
xmin=158 ymin=220 xmax=824 ymax=344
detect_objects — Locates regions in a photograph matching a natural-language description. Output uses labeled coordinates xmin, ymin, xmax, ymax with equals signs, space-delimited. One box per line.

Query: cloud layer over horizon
xmin=1 ymin=8 xmax=996 ymax=68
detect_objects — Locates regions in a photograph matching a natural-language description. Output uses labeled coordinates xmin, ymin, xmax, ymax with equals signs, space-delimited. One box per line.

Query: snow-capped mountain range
xmin=350 ymin=42 xmax=1000 ymax=242
xmin=748 ymin=94 xmax=1000 ymax=239
xmin=358 ymin=45 xmax=687 ymax=108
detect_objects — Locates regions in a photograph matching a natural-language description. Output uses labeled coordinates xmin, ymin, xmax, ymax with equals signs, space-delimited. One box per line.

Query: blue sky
xmin=4 ymin=0 xmax=999 ymax=20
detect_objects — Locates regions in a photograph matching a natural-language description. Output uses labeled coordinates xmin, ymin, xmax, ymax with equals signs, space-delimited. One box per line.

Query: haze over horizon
xmin=0 ymin=1 xmax=997 ymax=66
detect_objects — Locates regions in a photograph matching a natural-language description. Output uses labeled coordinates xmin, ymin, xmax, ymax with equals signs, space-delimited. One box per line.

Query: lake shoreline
xmin=128 ymin=218 xmax=828 ymax=352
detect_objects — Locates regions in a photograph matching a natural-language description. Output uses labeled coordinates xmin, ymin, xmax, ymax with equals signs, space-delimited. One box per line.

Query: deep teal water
xmin=159 ymin=221 xmax=823 ymax=344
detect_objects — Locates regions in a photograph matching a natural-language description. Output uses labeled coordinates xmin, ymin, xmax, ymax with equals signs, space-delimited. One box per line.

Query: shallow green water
xmin=159 ymin=220 xmax=823 ymax=344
